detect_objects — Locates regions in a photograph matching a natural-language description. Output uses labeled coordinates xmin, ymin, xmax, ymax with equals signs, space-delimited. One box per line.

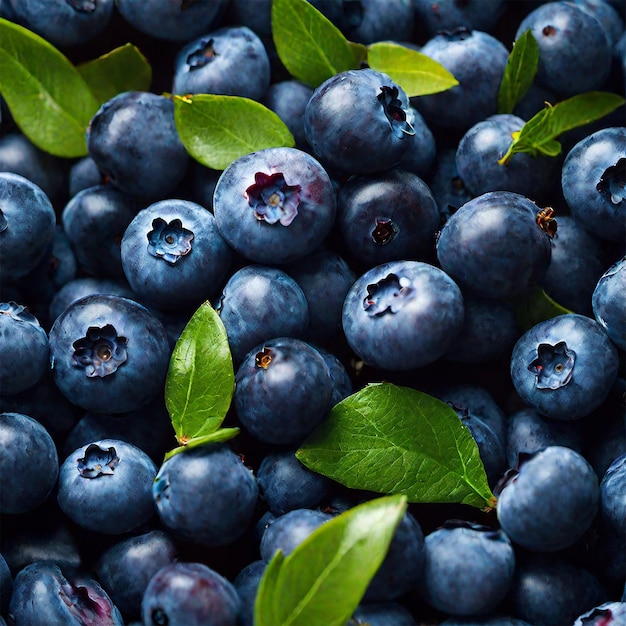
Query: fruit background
xmin=0 ymin=0 xmax=625 ymax=624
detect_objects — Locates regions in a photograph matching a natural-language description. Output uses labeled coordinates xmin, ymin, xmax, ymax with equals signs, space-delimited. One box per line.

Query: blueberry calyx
xmin=578 ymin=607 xmax=614 ymax=625
xmin=536 ymin=206 xmax=557 ymax=238
xmin=255 ymin=347 xmax=273 ymax=369
xmin=437 ymin=26 xmax=472 ymax=40
xmin=378 ymin=86 xmax=415 ymax=139
xmin=77 ymin=443 xmax=120 ymax=478
xmin=527 ymin=341 xmax=575 ymax=390
xmin=363 ymin=273 xmax=416 ymax=317
xmin=596 ymin=157 xmax=626 ymax=205
xmin=147 ymin=217 xmax=194 ymax=264
xmin=371 ymin=218 xmax=399 ymax=245
xmin=65 ymin=0 xmax=97 ymax=13
xmin=246 ymin=172 xmax=301 ymax=226
xmin=150 ymin=607 xmax=169 ymax=626
xmin=72 ymin=324 xmax=128 ymax=378
xmin=186 ymin=38 xmax=219 ymax=69
xmin=0 ymin=209 xmax=7 ymax=233
xmin=59 ymin=582 xmax=113 ymax=624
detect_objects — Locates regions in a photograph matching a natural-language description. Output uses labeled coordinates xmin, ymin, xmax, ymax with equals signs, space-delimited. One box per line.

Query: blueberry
xmin=48 ymin=294 xmax=171 ymax=414
xmin=234 ymin=337 xmax=333 ymax=444
xmin=572 ymin=0 xmax=625 ymax=47
xmin=257 ymin=448 xmax=331 ymax=516
xmin=0 ymin=412 xmax=58 ymax=515
xmin=116 ymin=0 xmax=227 ymax=41
xmin=95 ymin=530 xmax=179 ymax=620
xmin=87 ymin=91 xmax=189 ymax=200
xmin=336 ymin=169 xmax=440 ymax=268
xmin=0 ymin=553 xmax=12 ymax=615
xmin=420 ymin=520 xmax=516 ymax=616
xmin=121 ymin=199 xmax=233 ymax=313
xmin=62 ymin=184 xmax=140 ymax=279
xmin=68 ymin=156 xmax=105 ymax=198
xmin=0 ymin=302 xmax=49 ymax=396
xmin=141 ymin=562 xmax=240 ymax=626
xmin=313 ymin=345 xmax=354 ymax=408
xmin=414 ymin=28 xmax=509 ymax=131
xmin=0 ymin=172 xmax=56 ymax=283
xmin=213 ymin=146 xmax=336 ymax=264
xmin=259 ymin=508 xmax=333 ymax=562
xmin=561 ymin=127 xmax=626 ymax=243
xmin=172 ymin=26 xmax=270 ymax=101
xmin=508 ymin=554 xmax=608 ymax=625
xmin=153 ymin=443 xmax=259 ymax=547
xmin=58 ymin=438 xmax=157 ymax=534
xmin=351 ymin=601 xmax=418 ymax=625
xmin=304 ymin=68 xmax=415 ymax=175
xmin=7 ymin=561 xmax=123 ymax=626
xmin=7 ymin=0 xmax=115 ymax=48
xmin=233 ymin=559 xmax=267 ymax=626
xmin=515 ymin=1 xmax=612 ymax=98
xmin=592 ymin=256 xmax=626 ymax=351
xmin=397 ymin=107 xmax=437 ymax=179
xmin=413 ymin=0 xmax=506 ymax=38
xmin=510 ymin=314 xmax=619 ymax=419
xmin=342 ymin=260 xmax=464 ymax=370
xmin=436 ymin=191 xmax=553 ymax=299
xmin=455 ymin=114 xmax=557 ymax=199
xmin=215 ymin=264 xmax=309 ymax=365
xmin=495 ymin=446 xmax=600 ymax=551
xmin=425 ymin=148 xmax=472 ymax=224
xmin=599 ymin=453 xmax=626 ymax=542
xmin=338 ymin=0 xmax=415 ymax=44
xmin=264 ymin=80 xmax=314 ymax=149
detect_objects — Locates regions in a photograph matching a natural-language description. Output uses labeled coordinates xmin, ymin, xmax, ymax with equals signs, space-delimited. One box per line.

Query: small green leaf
xmin=0 ymin=18 xmax=99 ymax=158
xmin=497 ymin=29 xmax=539 ymax=114
xmin=163 ymin=427 xmax=240 ymax=462
xmin=297 ymin=383 xmax=495 ymax=509
xmin=165 ymin=301 xmax=234 ymax=445
xmin=271 ymin=0 xmax=356 ymax=87
xmin=174 ymin=94 xmax=295 ymax=170
xmin=254 ymin=495 xmax=408 ymax=626
xmin=499 ymin=91 xmax=625 ymax=164
xmin=366 ymin=42 xmax=459 ymax=97
xmin=513 ymin=287 xmax=574 ymax=332
xmin=77 ymin=43 xmax=152 ymax=105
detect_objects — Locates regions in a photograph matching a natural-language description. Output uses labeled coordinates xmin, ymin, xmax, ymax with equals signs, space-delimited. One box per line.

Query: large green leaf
xmin=174 ymin=94 xmax=295 ymax=170
xmin=297 ymin=383 xmax=495 ymax=509
xmin=497 ymin=29 xmax=539 ymax=114
xmin=255 ymin=495 xmax=408 ymax=626
xmin=165 ymin=301 xmax=234 ymax=445
xmin=271 ymin=0 xmax=356 ymax=87
xmin=367 ymin=42 xmax=459 ymax=97
xmin=77 ymin=43 xmax=152 ymax=105
xmin=0 ymin=18 xmax=99 ymax=157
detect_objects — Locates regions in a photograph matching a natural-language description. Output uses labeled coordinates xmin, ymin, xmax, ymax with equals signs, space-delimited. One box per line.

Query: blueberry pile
xmin=0 ymin=0 xmax=625 ymax=624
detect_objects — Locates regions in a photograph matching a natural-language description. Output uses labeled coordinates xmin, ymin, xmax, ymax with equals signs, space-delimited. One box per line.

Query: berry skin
xmin=496 ymin=446 xmax=600 ymax=552
xmin=510 ymin=313 xmax=619 ymax=419
xmin=342 ymin=260 xmax=464 ymax=371
xmin=592 ymin=256 xmax=626 ymax=351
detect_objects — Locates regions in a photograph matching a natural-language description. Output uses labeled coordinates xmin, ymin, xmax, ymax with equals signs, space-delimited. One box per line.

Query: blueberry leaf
xmin=165 ymin=301 xmax=234 ymax=445
xmin=77 ymin=43 xmax=152 ymax=105
xmin=271 ymin=0 xmax=356 ymax=87
xmin=499 ymin=91 xmax=625 ymax=164
xmin=254 ymin=494 xmax=408 ymax=626
xmin=297 ymin=383 xmax=496 ymax=509
xmin=163 ymin=428 xmax=240 ymax=462
xmin=0 ymin=17 xmax=99 ymax=158
xmin=173 ymin=94 xmax=295 ymax=170
xmin=367 ymin=42 xmax=459 ymax=97
xmin=497 ymin=29 xmax=539 ymax=114
xmin=512 ymin=287 xmax=573 ymax=332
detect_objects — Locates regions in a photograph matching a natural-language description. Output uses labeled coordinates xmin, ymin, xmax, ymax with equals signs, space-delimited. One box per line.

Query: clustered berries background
xmin=0 ymin=0 xmax=625 ymax=625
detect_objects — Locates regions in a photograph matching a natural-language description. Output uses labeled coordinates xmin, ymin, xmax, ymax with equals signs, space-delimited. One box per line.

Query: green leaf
xmin=367 ymin=42 xmax=459 ymax=97
xmin=513 ymin=287 xmax=573 ymax=332
xmin=77 ymin=43 xmax=152 ymax=105
xmin=0 ymin=18 xmax=99 ymax=158
xmin=165 ymin=301 xmax=234 ymax=445
xmin=297 ymin=383 xmax=495 ymax=509
xmin=497 ymin=29 xmax=539 ymax=114
xmin=499 ymin=91 xmax=625 ymax=164
xmin=271 ymin=0 xmax=356 ymax=87
xmin=173 ymin=94 xmax=295 ymax=170
xmin=163 ymin=427 xmax=240 ymax=462
xmin=254 ymin=495 xmax=408 ymax=626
